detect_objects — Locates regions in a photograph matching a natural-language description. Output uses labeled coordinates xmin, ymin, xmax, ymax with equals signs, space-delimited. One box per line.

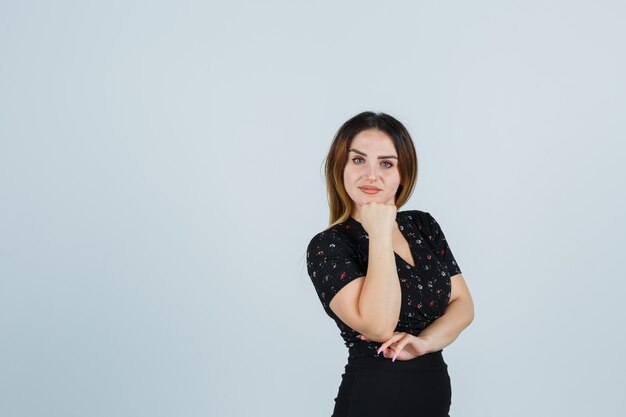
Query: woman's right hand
xmin=359 ymin=197 xmax=397 ymax=238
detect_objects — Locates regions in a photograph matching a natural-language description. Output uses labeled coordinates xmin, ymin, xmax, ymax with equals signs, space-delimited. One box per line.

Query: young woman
xmin=306 ymin=111 xmax=474 ymax=417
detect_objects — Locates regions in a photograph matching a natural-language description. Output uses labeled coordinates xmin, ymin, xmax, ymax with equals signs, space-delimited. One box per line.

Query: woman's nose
xmin=366 ymin=164 xmax=379 ymax=179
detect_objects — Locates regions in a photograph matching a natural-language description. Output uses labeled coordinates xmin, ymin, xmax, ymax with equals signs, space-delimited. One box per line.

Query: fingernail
xmin=377 ymin=347 xmax=382 ymax=355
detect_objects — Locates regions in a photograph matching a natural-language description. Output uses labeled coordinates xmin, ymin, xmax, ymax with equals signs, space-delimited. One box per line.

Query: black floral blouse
xmin=306 ymin=209 xmax=462 ymax=358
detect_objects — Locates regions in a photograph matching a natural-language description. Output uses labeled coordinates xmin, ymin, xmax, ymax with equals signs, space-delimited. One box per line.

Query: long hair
xmin=324 ymin=111 xmax=418 ymax=228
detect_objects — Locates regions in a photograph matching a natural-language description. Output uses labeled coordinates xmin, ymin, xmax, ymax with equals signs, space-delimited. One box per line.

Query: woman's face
xmin=343 ymin=128 xmax=401 ymax=213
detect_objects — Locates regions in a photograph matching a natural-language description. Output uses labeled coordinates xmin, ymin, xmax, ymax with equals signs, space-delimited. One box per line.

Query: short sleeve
xmin=306 ymin=230 xmax=366 ymax=311
xmin=424 ymin=212 xmax=463 ymax=277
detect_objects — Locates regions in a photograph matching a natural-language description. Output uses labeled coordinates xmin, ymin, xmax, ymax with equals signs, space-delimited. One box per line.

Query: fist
xmin=359 ymin=200 xmax=397 ymax=237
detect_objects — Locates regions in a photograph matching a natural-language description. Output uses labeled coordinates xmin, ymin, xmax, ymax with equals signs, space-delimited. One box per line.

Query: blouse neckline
xmin=345 ymin=211 xmax=417 ymax=269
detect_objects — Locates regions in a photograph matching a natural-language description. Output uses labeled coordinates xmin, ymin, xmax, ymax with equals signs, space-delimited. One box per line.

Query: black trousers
xmin=331 ymin=350 xmax=451 ymax=417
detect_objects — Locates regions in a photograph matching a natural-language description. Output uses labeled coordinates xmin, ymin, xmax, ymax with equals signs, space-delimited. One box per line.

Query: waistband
xmin=345 ymin=350 xmax=447 ymax=373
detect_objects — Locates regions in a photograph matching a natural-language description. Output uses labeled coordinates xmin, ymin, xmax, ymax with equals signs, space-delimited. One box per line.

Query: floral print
xmin=306 ymin=210 xmax=462 ymax=358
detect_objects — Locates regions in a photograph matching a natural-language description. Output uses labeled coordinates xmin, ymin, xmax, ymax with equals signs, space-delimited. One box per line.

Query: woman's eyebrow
xmin=348 ymin=148 xmax=398 ymax=159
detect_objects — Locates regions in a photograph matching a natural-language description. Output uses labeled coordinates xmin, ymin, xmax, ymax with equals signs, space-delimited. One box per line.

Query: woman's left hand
xmin=357 ymin=332 xmax=430 ymax=362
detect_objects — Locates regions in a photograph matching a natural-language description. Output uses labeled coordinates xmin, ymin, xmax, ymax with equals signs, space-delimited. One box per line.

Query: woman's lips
xmin=359 ymin=187 xmax=381 ymax=195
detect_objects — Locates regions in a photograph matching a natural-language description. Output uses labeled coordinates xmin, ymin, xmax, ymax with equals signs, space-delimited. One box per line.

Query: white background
xmin=1 ymin=1 xmax=624 ymax=416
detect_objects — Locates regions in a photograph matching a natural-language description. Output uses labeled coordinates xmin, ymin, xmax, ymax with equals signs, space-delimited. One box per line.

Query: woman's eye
xmin=351 ymin=157 xmax=394 ymax=168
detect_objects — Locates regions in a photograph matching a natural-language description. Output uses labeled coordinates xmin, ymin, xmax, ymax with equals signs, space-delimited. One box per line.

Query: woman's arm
xmin=358 ymin=231 xmax=402 ymax=340
xmin=329 ymin=202 xmax=403 ymax=342
xmin=417 ymin=273 xmax=474 ymax=353
xmin=361 ymin=273 xmax=474 ymax=361
xmin=329 ymin=230 xmax=402 ymax=342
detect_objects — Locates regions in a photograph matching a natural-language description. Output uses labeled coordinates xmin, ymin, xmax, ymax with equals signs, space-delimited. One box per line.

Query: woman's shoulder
xmin=400 ymin=209 xmax=445 ymax=236
xmin=306 ymin=220 xmax=357 ymax=255
xmin=399 ymin=208 xmax=431 ymax=224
